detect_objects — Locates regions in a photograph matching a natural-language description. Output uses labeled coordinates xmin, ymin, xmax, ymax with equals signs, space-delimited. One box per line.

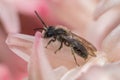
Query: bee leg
xmin=54 ymin=42 xmax=63 ymax=54
xmin=45 ymin=38 xmax=56 ymax=48
xmin=71 ymin=49 xmax=80 ymax=66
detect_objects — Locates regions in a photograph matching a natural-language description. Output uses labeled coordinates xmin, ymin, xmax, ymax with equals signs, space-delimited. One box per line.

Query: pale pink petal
xmin=94 ymin=0 xmax=120 ymax=19
xmin=77 ymin=62 xmax=120 ymax=80
xmin=86 ymin=9 xmax=120 ymax=49
xmin=28 ymin=31 xmax=56 ymax=80
xmin=102 ymin=25 xmax=120 ymax=62
xmin=4 ymin=0 xmax=41 ymax=15
xmin=0 ymin=1 xmax=20 ymax=33
xmin=60 ymin=52 xmax=108 ymax=80
xmin=53 ymin=66 xmax=68 ymax=80
xmin=6 ymin=33 xmax=69 ymax=80
xmin=77 ymin=65 xmax=110 ymax=80
xmin=45 ymin=0 xmax=97 ymax=36
xmin=1 ymin=30 xmax=27 ymax=80
xmin=74 ymin=52 xmax=107 ymax=79
xmin=6 ymin=34 xmax=34 ymax=62
xmin=61 ymin=67 xmax=81 ymax=80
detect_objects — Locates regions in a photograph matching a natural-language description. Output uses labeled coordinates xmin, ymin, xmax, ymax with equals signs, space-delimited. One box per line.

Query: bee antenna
xmin=33 ymin=28 xmax=46 ymax=32
xmin=34 ymin=10 xmax=47 ymax=28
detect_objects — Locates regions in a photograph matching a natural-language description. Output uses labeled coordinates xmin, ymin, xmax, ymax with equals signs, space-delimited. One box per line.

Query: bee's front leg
xmin=45 ymin=38 xmax=56 ymax=48
xmin=54 ymin=41 xmax=63 ymax=54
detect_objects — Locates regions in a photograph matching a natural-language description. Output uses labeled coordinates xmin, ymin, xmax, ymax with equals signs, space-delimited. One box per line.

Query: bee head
xmin=43 ymin=26 xmax=55 ymax=38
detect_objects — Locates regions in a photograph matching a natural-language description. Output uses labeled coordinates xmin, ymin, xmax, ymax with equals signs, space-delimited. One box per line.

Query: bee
xmin=34 ymin=11 xmax=97 ymax=66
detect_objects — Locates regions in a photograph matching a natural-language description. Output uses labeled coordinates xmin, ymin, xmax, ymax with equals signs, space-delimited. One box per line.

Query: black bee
xmin=34 ymin=11 xmax=97 ymax=66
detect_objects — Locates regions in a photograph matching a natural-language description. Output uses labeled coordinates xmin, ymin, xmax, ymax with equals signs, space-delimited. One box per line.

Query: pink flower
xmin=4 ymin=0 xmax=120 ymax=80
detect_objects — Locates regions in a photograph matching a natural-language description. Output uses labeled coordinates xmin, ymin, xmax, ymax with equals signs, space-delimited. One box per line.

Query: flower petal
xmin=87 ymin=8 xmax=120 ymax=49
xmin=94 ymin=0 xmax=120 ymax=19
xmin=6 ymin=34 xmax=34 ymax=62
xmin=61 ymin=52 xmax=108 ymax=80
xmin=74 ymin=52 xmax=107 ymax=78
xmin=0 ymin=1 xmax=20 ymax=33
xmin=7 ymin=0 xmax=41 ymax=14
xmin=102 ymin=25 xmax=120 ymax=62
xmin=61 ymin=67 xmax=81 ymax=80
xmin=28 ymin=31 xmax=56 ymax=80
xmin=53 ymin=66 xmax=68 ymax=80
xmin=45 ymin=0 xmax=96 ymax=35
xmin=76 ymin=62 xmax=120 ymax=80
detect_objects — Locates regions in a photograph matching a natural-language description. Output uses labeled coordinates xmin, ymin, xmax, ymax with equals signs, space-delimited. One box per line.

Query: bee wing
xmin=70 ymin=32 xmax=97 ymax=57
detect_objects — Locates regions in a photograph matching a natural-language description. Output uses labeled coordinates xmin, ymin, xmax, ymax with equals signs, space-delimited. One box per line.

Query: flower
xmin=4 ymin=0 xmax=120 ymax=80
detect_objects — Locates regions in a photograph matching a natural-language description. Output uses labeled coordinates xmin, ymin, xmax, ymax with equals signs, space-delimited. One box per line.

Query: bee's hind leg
xmin=71 ymin=48 xmax=80 ymax=66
